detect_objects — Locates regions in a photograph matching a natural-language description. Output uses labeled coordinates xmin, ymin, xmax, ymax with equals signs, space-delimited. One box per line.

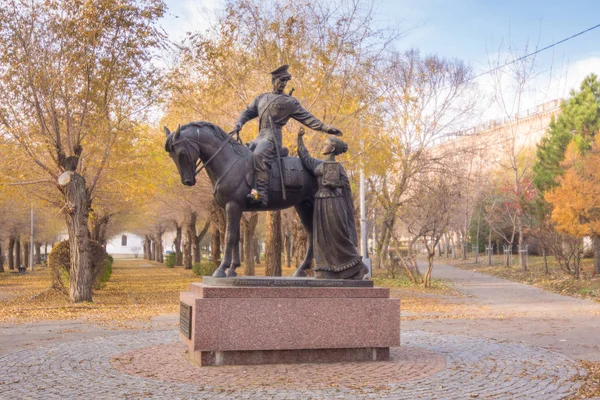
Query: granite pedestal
xmin=180 ymin=277 xmax=400 ymax=366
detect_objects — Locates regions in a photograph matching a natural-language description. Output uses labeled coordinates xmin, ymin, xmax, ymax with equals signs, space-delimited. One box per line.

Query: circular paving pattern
xmin=0 ymin=330 xmax=584 ymax=399
xmin=111 ymin=343 xmax=446 ymax=390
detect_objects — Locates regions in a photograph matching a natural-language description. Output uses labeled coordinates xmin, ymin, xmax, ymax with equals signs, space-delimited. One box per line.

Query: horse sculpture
xmin=164 ymin=121 xmax=316 ymax=278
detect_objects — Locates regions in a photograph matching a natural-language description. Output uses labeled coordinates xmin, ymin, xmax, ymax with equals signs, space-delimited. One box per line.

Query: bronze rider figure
xmin=232 ymin=65 xmax=342 ymax=206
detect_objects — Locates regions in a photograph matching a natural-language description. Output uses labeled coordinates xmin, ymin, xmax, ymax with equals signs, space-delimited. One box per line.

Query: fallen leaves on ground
xmin=0 ymin=260 xmax=199 ymax=328
xmin=0 ymin=260 xmax=470 ymax=327
xmin=567 ymin=360 xmax=600 ymax=399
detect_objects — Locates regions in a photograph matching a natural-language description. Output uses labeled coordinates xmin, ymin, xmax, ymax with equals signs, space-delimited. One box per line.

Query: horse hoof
xmin=212 ymin=268 xmax=227 ymax=278
xmin=226 ymin=268 xmax=237 ymax=277
xmin=293 ymin=269 xmax=307 ymax=277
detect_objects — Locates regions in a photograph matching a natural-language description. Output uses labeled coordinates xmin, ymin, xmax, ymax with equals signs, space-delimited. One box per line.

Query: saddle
xmin=270 ymin=156 xmax=303 ymax=192
xmin=244 ymin=153 xmax=304 ymax=193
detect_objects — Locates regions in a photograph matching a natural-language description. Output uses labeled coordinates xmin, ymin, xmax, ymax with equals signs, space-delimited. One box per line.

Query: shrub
xmin=192 ymin=261 xmax=218 ymax=276
xmin=48 ymin=241 xmax=70 ymax=294
xmin=165 ymin=253 xmax=176 ymax=268
xmin=48 ymin=240 xmax=111 ymax=293
xmin=95 ymin=255 xmax=113 ymax=289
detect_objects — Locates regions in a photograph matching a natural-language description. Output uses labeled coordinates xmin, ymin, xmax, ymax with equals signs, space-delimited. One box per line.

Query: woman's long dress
xmin=298 ymin=138 xmax=365 ymax=279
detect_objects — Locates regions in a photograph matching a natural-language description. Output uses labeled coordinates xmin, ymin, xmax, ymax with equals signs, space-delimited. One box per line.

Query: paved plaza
xmin=1 ymin=262 xmax=599 ymax=399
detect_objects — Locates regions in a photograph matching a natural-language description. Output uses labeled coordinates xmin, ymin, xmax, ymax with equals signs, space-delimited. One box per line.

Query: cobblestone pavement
xmin=0 ymin=329 xmax=583 ymax=399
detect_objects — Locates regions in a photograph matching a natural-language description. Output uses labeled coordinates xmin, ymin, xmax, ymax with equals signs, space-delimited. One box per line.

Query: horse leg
xmin=212 ymin=202 xmax=242 ymax=278
xmin=293 ymin=201 xmax=314 ymax=277
xmin=226 ymin=203 xmax=242 ymax=277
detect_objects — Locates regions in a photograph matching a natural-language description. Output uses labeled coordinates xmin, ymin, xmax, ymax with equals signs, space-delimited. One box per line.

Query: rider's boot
xmin=247 ymin=171 xmax=269 ymax=206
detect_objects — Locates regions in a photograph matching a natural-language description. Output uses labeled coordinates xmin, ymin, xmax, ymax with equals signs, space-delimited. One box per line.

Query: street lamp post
xmin=359 ymin=140 xmax=371 ymax=278
xmin=29 ymin=204 xmax=34 ymax=272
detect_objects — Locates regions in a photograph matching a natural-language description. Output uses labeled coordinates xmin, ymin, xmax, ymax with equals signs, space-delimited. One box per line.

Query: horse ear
xmin=164 ymin=126 xmax=171 ymax=137
xmin=174 ymin=124 xmax=181 ymax=139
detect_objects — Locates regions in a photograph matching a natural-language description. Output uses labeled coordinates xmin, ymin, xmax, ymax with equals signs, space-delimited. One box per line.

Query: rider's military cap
xmin=270 ymin=64 xmax=292 ymax=80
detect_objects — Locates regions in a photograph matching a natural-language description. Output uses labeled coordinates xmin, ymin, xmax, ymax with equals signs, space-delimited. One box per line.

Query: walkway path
xmin=405 ymin=262 xmax=600 ymax=362
xmin=1 ymin=262 xmax=599 ymax=399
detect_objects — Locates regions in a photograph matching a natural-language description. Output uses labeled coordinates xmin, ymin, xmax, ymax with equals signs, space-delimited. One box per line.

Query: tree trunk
xmin=424 ymin=253 xmax=434 ymax=288
xmin=254 ymin=238 xmax=261 ymax=264
xmin=8 ymin=236 xmax=15 ymax=270
xmin=15 ymin=237 xmax=21 ymax=268
xmin=542 ymin=245 xmax=549 ymax=274
xmin=184 ymin=210 xmax=197 ymax=270
xmin=593 ymin=235 xmax=600 ymax=276
xmin=152 ymin=239 xmax=159 ymax=262
xmin=241 ymin=213 xmax=258 ymax=276
xmin=61 ymin=172 xmax=94 ymax=303
xmin=144 ymin=236 xmax=152 ymax=260
xmin=155 ymin=231 xmax=164 ymax=263
xmin=90 ymin=212 xmax=110 ymax=247
xmin=23 ymin=241 xmax=30 ymax=268
xmin=518 ymin=229 xmax=527 ymax=271
xmin=211 ymin=227 xmax=221 ymax=265
xmin=35 ymin=242 xmax=41 ymax=265
xmin=195 ymin=219 xmax=211 ymax=263
xmin=239 ymin=229 xmax=244 ymax=263
xmin=0 ymin=241 xmax=4 ymax=273
xmin=284 ymin=232 xmax=292 ymax=269
xmin=291 ymin=216 xmax=307 ymax=267
xmin=265 ymin=211 xmax=282 ymax=276
xmin=173 ymin=222 xmax=183 ymax=266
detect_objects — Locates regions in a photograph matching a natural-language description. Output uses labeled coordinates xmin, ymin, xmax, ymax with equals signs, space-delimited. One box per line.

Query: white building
xmin=105 ymin=232 xmax=144 ymax=259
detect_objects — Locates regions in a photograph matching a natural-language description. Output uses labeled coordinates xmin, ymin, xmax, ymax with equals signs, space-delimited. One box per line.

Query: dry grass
xmin=0 ymin=259 xmax=466 ymax=327
xmin=444 ymin=255 xmax=600 ymax=302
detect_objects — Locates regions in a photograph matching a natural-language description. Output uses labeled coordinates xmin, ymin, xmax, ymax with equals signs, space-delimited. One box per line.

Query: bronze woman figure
xmin=297 ymin=128 xmax=368 ymax=280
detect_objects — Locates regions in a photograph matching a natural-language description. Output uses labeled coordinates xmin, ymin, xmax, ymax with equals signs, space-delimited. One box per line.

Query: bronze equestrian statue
xmin=164 ymin=65 xmax=343 ymax=278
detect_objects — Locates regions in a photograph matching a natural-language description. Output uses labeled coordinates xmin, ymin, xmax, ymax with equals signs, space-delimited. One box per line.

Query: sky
xmin=160 ymin=0 xmax=600 ymax=121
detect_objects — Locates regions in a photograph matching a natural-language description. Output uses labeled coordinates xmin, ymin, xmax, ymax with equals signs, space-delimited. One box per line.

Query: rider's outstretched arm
xmin=290 ymin=99 xmax=331 ymax=133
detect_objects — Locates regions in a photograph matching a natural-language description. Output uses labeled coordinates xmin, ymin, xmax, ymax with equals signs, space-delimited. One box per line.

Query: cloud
xmin=471 ymin=55 xmax=600 ymax=123
xmin=562 ymin=57 xmax=600 ymax=94
xmin=161 ymin=0 xmax=223 ymax=44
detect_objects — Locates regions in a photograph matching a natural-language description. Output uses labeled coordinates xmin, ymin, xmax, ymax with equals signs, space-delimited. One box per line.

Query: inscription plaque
xmin=180 ymin=302 xmax=192 ymax=339
xmin=202 ymin=276 xmax=373 ymax=288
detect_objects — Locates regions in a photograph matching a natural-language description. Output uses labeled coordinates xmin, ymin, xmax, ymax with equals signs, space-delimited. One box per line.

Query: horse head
xmin=164 ymin=123 xmax=200 ymax=186
xmin=165 ymin=121 xmax=246 ymax=187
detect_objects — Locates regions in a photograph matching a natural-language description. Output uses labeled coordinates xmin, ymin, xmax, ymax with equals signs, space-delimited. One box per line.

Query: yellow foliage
xmin=546 ymin=137 xmax=600 ymax=237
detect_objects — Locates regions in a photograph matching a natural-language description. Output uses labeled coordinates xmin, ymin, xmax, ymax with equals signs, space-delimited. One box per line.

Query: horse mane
xmin=165 ymin=121 xmax=248 ymax=158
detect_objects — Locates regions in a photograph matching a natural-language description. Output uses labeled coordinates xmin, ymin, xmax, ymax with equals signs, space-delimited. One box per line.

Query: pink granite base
xmin=180 ymin=283 xmax=400 ymax=366
xmin=192 ymin=347 xmax=390 ymax=366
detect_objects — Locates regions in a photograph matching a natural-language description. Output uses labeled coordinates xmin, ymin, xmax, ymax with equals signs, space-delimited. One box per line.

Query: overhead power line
xmin=473 ymin=22 xmax=600 ymax=80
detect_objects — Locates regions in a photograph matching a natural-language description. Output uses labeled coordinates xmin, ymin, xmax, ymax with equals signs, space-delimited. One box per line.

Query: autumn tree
xmin=0 ymin=0 xmax=166 ymax=301
xmin=533 ymin=74 xmax=600 ymax=273
xmin=546 ymin=137 xmax=600 ymax=276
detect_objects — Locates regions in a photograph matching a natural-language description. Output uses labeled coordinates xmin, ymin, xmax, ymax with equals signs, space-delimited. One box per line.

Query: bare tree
xmin=371 ymin=49 xmax=477 ymax=269
xmin=485 ymin=37 xmax=555 ymax=271
xmin=401 ymin=174 xmax=461 ymax=287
